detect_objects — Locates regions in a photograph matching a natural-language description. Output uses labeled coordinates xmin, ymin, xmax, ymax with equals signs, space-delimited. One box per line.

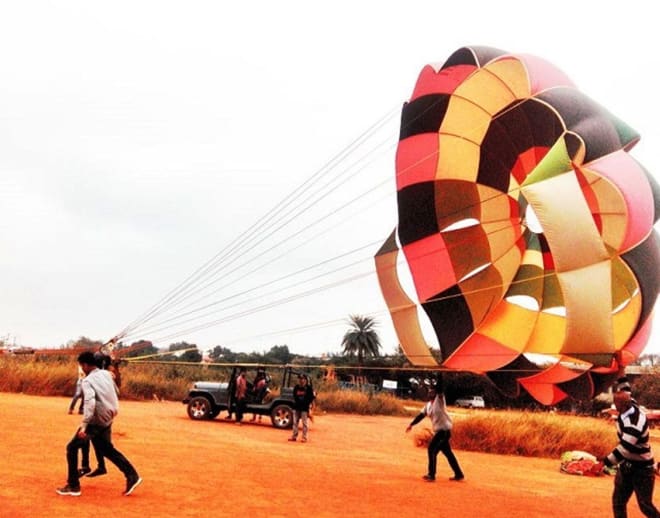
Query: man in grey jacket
xmin=405 ymin=377 xmax=464 ymax=482
xmin=56 ymin=351 xmax=142 ymax=497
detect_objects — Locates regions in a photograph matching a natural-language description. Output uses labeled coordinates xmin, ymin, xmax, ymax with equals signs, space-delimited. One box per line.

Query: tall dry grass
xmin=0 ymin=355 xmax=74 ymax=395
xmin=0 ymin=356 xmax=199 ymax=401
xmin=315 ymin=387 xmax=408 ymax=416
xmin=1 ymin=355 xmax=617 ymax=459
xmin=412 ymin=409 xmax=613 ymax=459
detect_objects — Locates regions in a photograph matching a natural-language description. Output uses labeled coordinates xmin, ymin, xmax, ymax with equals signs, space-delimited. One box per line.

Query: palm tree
xmin=341 ymin=314 xmax=381 ymax=365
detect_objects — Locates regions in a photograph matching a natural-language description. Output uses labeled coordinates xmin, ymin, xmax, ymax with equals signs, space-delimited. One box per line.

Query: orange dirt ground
xmin=2 ymin=392 xmax=657 ymax=518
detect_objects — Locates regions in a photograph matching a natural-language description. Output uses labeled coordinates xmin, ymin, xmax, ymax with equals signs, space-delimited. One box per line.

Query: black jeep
xmin=183 ymin=365 xmax=302 ymax=429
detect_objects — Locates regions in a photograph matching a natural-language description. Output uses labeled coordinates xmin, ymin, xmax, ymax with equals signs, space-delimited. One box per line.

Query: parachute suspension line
xmin=121 ymin=93 xmax=571 ymax=346
xmin=147 ymin=270 xmax=376 ymax=344
xmin=126 ymin=358 xmax=543 ymax=375
xmin=179 ymin=313 xmax=387 ymax=352
xmin=123 ymin=238 xmax=385 ymax=339
xmin=154 ymin=148 xmax=395 ymax=321
xmin=138 ymin=224 xmax=556 ymax=347
xmin=119 ymin=174 xmax=394 ymax=342
xmin=118 ymin=105 xmax=400 ymax=339
xmin=215 ymin=317 xmax=354 ymax=347
xmin=155 ymin=189 xmax=396 ymax=322
xmin=122 ymin=172 xmax=549 ymax=348
xmin=154 ymin=120 xmax=391 ymax=312
xmin=119 ymin=171 xmax=395 ymax=343
xmin=126 ymin=93 xmax=529 ymax=342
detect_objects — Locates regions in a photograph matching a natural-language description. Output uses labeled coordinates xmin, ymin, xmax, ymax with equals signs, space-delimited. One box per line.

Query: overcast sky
xmin=1 ymin=1 xmax=658 ymax=357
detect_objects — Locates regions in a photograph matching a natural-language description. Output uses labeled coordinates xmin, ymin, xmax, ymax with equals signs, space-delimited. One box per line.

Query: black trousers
xmin=427 ymin=429 xmax=463 ymax=479
xmin=612 ymin=462 xmax=660 ymax=518
xmin=66 ymin=424 xmax=137 ymax=487
xmin=80 ymin=437 xmax=106 ymax=470
xmin=235 ymin=398 xmax=247 ymax=422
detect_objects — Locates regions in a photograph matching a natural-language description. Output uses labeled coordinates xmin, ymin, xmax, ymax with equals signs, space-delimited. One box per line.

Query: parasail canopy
xmin=376 ymin=46 xmax=660 ymax=405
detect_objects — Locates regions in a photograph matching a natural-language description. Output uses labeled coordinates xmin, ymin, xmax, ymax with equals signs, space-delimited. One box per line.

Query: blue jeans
xmin=612 ymin=462 xmax=659 ymax=518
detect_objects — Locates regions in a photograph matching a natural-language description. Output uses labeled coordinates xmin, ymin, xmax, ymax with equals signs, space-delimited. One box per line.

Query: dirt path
xmin=1 ymin=393 xmax=655 ymax=517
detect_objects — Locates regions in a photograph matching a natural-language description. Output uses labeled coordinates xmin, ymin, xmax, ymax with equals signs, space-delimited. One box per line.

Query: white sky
xmin=1 ymin=1 xmax=658 ymax=357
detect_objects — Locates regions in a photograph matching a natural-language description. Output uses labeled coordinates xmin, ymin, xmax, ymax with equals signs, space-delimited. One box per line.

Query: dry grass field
xmin=2 ymin=392 xmax=657 ymax=518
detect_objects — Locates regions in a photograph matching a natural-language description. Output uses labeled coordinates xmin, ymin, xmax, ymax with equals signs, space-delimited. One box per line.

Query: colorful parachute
xmin=375 ymin=46 xmax=660 ymax=405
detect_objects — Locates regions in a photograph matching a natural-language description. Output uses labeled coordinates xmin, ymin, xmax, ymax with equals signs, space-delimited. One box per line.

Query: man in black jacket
xmin=288 ymin=375 xmax=315 ymax=443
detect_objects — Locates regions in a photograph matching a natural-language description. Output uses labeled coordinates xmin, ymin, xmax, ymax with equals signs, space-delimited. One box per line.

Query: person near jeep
xmin=289 ymin=374 xmax=315 ymax=442
xmin=250 ymin=369 xmax=269 ymax=422
xmin=234 ymin=368 xmax=248 ymax=424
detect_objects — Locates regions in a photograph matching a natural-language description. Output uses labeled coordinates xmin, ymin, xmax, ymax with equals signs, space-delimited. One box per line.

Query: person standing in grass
xmin=593 ymin=377 xmax=659 ymax=518
xmin=405 ymin=378 xmax=464 ymax=482
xmin=56 ymin=351 xmax=141 ymax=497
xmin=289 ymin=374 xmax=315 ymax=443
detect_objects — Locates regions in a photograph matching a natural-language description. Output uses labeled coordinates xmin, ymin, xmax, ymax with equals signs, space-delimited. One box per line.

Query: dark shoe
xmin=288 ymin=437 xmax=297 ymax=442
xmin=449 ymin=475 xmax=465 ymax=481
xmin=78 ymin=467 xmax=91 ymax=477
xmin=124 ymin=476 xmax=142 ymax=496
xmin=422 ymin=475 xmax=435 ymax=482
xmin=301 ymin=437 xmax=307 ymax=443
xmin=86 ymin=468 xmax=107 ymax=478
xmin=56 ymin=484 xmax=81 ymax=496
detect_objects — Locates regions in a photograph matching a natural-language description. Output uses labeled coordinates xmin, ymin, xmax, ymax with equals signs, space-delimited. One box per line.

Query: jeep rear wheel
xmin=187 ymin=396 xmax=213 ymax=420
xmin=270 ymin=404 xmax=293 ymax=429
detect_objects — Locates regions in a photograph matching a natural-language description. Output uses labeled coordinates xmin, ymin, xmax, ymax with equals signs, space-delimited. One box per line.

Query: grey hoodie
xmin=80 ymin=367 xmax=119 ymax=432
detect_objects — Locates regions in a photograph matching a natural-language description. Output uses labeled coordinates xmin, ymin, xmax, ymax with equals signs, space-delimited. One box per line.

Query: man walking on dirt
xmin=289 ymin=374 xmax=315 ymax=442
xmin=405 ymin=377 xmax=464 ymax=482
xmin=56 ymin=351 xmax=141 ymax=497
xmin=593 ymin=377 xmax=659 ymax=518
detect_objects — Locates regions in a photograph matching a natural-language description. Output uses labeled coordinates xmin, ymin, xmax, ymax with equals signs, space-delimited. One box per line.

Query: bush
xmin=633 ymin=374 xmax=660 ymax=408
xmin=0 ymin=356 xmax=76 ymax=396
xmin=446 ymin=410 xmax=612 ymax=459
xmin=315 ymin=384 xmax=408 ymax=416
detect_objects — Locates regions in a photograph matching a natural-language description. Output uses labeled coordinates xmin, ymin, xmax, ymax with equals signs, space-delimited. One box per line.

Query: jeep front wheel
xmin=270 ymin=404 xmax=293 ymax=429
xmin=187 ymin=396 xmax=213 ymax=420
